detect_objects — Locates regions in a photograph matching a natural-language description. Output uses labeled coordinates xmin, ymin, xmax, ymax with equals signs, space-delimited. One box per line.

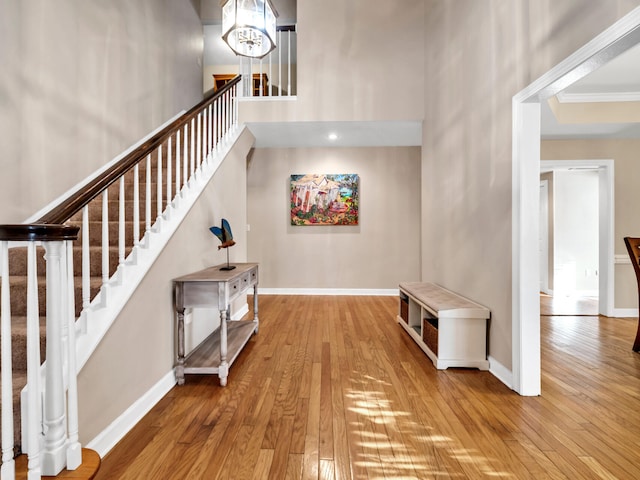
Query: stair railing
xmin=239 ymin=25 xmax=296 ymax=98
xmin=0 ymin=75 xmax=240 ymax=479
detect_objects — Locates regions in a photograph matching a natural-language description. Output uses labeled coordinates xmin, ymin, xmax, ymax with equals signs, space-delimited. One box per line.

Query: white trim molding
xmin=87 ymin=370 xmax=176 ymax=457
xmin=512 ymin=6 xmax=640 ymax=396
xmin=488 ymin=356 xmax=513 ymax=390
xmin=556 ymin=91 xmax=640 ymax=103
xmin=613 ymin=308 xmax=639 ymax=318
xmin=615 ymin=254 xmax=631 ymax=264
xmin=259 ymin=288 xmax=399 ymax=296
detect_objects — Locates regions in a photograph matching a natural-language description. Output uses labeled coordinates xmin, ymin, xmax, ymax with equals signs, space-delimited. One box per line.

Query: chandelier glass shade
xmin=222 ymin=0 xmax=278 ymax=59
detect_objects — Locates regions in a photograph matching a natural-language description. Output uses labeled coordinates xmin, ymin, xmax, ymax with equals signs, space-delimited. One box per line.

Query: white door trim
xmin=512 ymin=7 xmax=640 ymax=396
xmin=539 ymin=179 xmax=550 ymax=295
xmin=541 ymin=160 xmax=615 ymax=317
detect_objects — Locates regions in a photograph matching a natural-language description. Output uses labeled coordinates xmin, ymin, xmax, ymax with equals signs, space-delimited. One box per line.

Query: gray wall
xmin=0 ymin=0 xmax=204 ymax=223
xmin=247 ymin=147 xmax=422 ymax=289
xmin=78 ymin=127 xmax=254 ymax=444
xmin=421 ymin=0 xmax=640 ymax=370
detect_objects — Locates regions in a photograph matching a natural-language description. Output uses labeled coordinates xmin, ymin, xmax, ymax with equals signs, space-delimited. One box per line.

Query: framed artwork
xmin=290 ymin=174 xmax=359 ymax=226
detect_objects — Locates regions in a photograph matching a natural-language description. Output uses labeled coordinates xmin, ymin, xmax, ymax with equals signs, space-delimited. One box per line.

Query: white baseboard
xmin=259 ymin=288 xmax=398 ymax=296
xmin=612 ymin=308 xmax=638 ymax=318
xmin=488 ymin=356 xmax=513 ymax=391
xmin=86 ymin=370 xmax=176 ymax=457
xmin=231 ymin=302 xmax=249 ymax=320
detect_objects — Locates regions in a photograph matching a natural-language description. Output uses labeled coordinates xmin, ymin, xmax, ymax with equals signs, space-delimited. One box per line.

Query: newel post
xmin=41 ymin=240 xmax=67 ymax=475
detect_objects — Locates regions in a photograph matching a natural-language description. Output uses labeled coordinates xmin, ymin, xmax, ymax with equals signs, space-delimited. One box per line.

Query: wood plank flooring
xmin=95 ymin=295 xmax=640 ymax=479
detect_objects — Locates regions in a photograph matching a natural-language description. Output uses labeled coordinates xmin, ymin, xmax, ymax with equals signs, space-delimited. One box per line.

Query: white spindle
xmin=288 ymin=30 xmax=292 ymax=96
xmin=213 ymin=99 xmax=218 ymax=151
xmin=42 ymin=241 xmax=67 ymax=475
xmin=118 ymin=176 xmax=125 ymax=267
xmin=176 ymin=131 xmax=182 ymax=195
xmin=167 ymin=136 xmax=173 ymax=211
xmin=202 ymin=109 xmax=208 ymax=164
xmin=65 ymin=241 xmax=81 ymax=470
xmin=278 ymin=30 xmax=282 ymax=97
xmin=1 ymin=241 xmax=15 ymax=480
xmin=26 ymin=241 xmax=42 ymax=479
xmin=269 ymin=51 xmax=272 ymax=97
xmin=133 ymin=164 xmax=140 ymax=246
xmin=223 ymin=93 xmax=227 ymax=137
xmin=80 ymin=205 xmax=90 ymax=334
xmin=145 ymin=154 xmax=152 ymax=234
xmin=208 ymin=104 xmax=213 ymax=158
xmin=196 ymin=113 xmax=202 ymax=171
xmin=183 ymin=125 xmax=189 ymax=187
xmin=259 ymin=60 xmax=264 ymax=97
xmin=102 ymin=190 xmax=109 ymax=287
xmin=157 ymin=145 xmax=163 ymax=223
xmin=190 ymin=118 xmax=195 ymax=177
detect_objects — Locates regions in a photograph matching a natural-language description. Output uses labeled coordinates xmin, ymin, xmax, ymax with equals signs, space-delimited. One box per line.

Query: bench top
xmin=399 ymin=282 xmax=490 ymax=319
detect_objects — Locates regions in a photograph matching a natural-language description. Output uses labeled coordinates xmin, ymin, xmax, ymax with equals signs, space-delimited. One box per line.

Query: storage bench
xmin=398 ymin=282 xmax=490 ymax=370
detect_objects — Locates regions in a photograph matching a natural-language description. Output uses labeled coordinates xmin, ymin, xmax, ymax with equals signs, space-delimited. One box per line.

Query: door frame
xmin=512 ymin=7 xmax=640 ymax=396
xmin=539 ymin=179 xmax=550 ymax=295
xmin=540 ymin=160 xmax=615 ymax=315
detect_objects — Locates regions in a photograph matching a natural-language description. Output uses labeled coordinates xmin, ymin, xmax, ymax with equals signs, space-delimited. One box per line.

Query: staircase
xmin=0 ymin=76 xmax=241 ymax=479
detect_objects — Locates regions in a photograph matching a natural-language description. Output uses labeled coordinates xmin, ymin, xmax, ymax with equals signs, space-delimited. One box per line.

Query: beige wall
xmin=541 ymin=139 xmax=640 ymax=309
xmin=239 ymin=0 xmax=425 ymax=123
xmin=247 ymin=147 xmax=422 ymax=289
xmin=77 ymin=127 xmax=254 ymax=444
xmin=421 ymin=0 xmax=640 ymax=371
xmin=0 ymin=0 xmax=204 ymax=223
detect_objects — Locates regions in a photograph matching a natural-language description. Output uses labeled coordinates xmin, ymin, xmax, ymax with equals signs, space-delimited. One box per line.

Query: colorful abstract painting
xmin=290 ymin=174 xmax=359 ymax=226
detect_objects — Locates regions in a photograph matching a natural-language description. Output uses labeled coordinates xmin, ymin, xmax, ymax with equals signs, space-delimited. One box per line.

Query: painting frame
xmin=290 ymin=174 xmax=359 ymax=226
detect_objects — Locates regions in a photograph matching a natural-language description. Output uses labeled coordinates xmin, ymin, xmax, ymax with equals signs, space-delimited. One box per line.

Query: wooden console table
xmin=173 ymin=263 xmax=259 ymax=386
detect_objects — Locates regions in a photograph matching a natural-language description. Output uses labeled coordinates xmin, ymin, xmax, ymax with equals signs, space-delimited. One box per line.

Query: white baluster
xmin=101 ymin=190 xmax=109 ymax=304
xmin=1 ymin=240 xmax=15 ymax=480
xmin=268 ymin=50 xmax=272 ymax=97
xmin=156 ymin=145 xmax=163 ymax=226
xmin=208 ymin=104 xmax=213 ymax=159
xmin=65 ymin=241 xmax=81 ymax=470
xmin=196 ymin=113 xmax=202 ymax=172
xmin=26 ymin=242 xmax=42 ymax=480
xmin=288 ymin=30 xmax=292 ymax=96
xmin=118 ymin=176 xmax=125 ymax=270
xmin=278 ymin=30 xmax=282 ymax=96
xmin=213 ymin=98 xmax=218 ymax=152
xmin=190 ymin=118 xmax=195 ymax=179
xmin=176 ymin=132 xmax=181 ymax=196
xmin=167 ymin=135 xmax=172 ymax=212
xmin=42 ymin=240 xmax=67 ymax=475
xmin=133 ymin=164 xmax=140 ymax=247
xmin=183 ymin=125 xmax=189 ymax=187
xmin=202 ymin=109 xmax=208 ymax=165
xmin=80 ymin=205 xmax=89 ymax=333
xmin=145 ymin=154 xmax=152 ymax=240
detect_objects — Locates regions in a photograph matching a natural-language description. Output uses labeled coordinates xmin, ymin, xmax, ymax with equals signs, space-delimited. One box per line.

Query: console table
xmin=173 ymin=263 xmax=259 ymax=386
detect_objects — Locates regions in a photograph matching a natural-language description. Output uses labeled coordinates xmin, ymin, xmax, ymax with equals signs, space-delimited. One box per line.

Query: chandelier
xmin=221 ymin=0 xmax=278 ymax=59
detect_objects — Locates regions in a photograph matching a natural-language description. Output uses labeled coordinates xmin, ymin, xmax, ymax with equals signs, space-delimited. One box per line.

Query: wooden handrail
xmin=13 ymin=75 xmax=238 ymax=227
xmin=0 ymin=223 xmax=79 ymax=242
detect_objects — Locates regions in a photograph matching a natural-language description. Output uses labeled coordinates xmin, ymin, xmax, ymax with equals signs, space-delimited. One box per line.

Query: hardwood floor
xmin=540 ymin=293 xmax=599 ymax=316
xmin=95 ymin=295 xmax=640 ymax=479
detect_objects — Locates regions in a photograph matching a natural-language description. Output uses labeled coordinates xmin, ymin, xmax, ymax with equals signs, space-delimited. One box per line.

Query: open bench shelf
xmin=398 ymin=282 xmax=490 ymax=370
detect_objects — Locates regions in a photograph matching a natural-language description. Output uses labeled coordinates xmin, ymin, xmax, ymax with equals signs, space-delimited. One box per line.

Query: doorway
xmin=512 ymin=9 xmax=640 ymax=396
xmin=539 ymin=160 xmax=614 ymax=317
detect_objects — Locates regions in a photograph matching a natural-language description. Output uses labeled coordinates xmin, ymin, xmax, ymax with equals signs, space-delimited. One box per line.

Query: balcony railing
xmin=239 ymin=25 xmax=296 ymax=98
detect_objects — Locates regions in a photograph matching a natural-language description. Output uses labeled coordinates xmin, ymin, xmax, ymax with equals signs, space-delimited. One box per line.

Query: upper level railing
xmin=0 ymin=75 xmax=241 ymax=479
xmin=239 ymin=25 xmax=296 ymax=98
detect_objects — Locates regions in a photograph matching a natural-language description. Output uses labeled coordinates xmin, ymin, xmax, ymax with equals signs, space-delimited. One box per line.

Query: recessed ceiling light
xmin=328 ymin=133 xmax=338 ymax=141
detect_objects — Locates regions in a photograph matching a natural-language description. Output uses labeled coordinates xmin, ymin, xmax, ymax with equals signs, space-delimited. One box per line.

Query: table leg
xmin=176 ymin=308 xmax=186 ymax=385
xmin=253 ymin=284 xmax=259 ymax=333
xmin=218 ymin=308 xmax=229 ymax=386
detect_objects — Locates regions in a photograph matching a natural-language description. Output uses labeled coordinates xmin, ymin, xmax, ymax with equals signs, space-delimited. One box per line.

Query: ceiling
xmin=541 ymin=41 xmax=640 ymax=140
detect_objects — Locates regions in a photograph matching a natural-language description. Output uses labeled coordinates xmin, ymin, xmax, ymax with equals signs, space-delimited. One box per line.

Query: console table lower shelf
xmin=183 ymin=320 xmax=257 ymax=381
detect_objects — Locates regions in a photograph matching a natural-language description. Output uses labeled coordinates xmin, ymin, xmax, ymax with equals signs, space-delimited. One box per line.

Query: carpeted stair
xmin=0 ymin=148 xmax=173 ymax=455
